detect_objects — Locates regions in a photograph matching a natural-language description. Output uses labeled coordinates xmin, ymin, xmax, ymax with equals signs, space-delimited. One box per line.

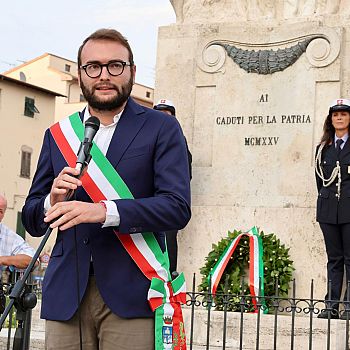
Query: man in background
xmin=0 ymin=194 xmax=35 ymax=269
xmin=154 ymin=99 xmax=192 ymax=275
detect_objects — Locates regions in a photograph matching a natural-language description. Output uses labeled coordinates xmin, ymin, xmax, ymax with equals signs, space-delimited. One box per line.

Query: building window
xmin=19 ymin=72 xmax=27 ymax=82
xmin=16 ymin=212 xmax=26 ymax=239
xmin=24 ymin=97 xmax=40 ymax=118
xmin=146 ymin=91 xmax=151 ymax=98
xmin=20 ymin=146 xmax=32 ymax=178
xmin=65 ymin=64 xmax=71 ymax=72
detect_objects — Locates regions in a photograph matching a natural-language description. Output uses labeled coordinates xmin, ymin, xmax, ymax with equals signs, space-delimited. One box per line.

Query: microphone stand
xmin=0 ymin=223 xmax=51 ymax=350
xmin=0 ymin=160 xmax=90 ymax=350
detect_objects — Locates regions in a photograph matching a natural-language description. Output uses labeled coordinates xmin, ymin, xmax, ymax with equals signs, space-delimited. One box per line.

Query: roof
xmin=3 ymin=53 xmax=76 ymax=75
xmin=0 ymin=74 xmax=65 ymax=97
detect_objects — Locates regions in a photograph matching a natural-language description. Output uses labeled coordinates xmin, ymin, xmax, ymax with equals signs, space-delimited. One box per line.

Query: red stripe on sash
xmin=81 ymin=173 xmax=106 ymax=203
xmin=117 ymin=234 xmax=163 ymax=281
xmin=172 ymin=302 xmax=186 ymax=349
xmin=50 ymin=123 xmax=77 ymax=167
xmin=51 ymin=123 xmax=106 ymax=203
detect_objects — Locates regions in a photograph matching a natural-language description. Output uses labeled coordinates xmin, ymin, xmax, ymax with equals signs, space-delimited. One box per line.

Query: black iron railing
xmin=1 ymin=273 xmax=350 ymax=349
xmin=185 ymin=274 xmax=350 ymax=350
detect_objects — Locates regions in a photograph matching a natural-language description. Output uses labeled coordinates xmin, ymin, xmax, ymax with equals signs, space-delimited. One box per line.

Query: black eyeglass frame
xmin=80 ymin=60 xmax=132 ymax=78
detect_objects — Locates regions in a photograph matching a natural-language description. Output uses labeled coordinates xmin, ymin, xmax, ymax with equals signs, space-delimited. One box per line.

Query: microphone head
xmin=76 ymin=116 xmax=101 ymax=169
xmin=85 ymin=116 xmax=100 ymax=131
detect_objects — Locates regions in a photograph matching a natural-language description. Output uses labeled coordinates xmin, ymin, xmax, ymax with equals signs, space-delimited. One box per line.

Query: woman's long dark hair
xmin=320 ymin=113 xmax=335 ymax=145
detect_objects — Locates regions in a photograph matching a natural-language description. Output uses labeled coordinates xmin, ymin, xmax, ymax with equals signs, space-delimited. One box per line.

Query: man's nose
xmin=99 ymin=66 xmax=110 ymax=79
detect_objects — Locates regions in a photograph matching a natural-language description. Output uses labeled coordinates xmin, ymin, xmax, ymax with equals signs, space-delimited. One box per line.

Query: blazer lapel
xmin=106 ymin=98 xmax=146 ymax=168
xmin=79 ymin=108 xmax=85 ymax=121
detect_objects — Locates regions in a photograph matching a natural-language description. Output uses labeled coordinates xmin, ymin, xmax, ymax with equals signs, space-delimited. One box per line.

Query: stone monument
xmin=154 ymin=0 xmax=350 ymax=299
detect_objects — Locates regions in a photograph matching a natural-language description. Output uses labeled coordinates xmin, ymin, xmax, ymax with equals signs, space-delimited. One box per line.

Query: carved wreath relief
xmin=220 ymin=36 xmax=316 ymax=75
xmin=198 ymin=32 xmax=340 ymax=75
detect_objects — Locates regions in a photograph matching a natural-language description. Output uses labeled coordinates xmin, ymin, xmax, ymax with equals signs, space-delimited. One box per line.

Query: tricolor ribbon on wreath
xmin=50 ymin=112 xmax=187 ymax=350
xmin=208 ymin=226 xmax=266 ymax=313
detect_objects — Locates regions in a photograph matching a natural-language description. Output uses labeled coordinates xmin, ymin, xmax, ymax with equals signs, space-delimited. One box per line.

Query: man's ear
xmin=77 ymin=70 xmax=81 ymax=88
xmin=132 ymin=65 xmax=136 ymax=84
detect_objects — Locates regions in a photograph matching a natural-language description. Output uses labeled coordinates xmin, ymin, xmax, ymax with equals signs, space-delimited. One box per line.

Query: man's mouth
xmin=95 ymin=85 xmax=115 ymax=91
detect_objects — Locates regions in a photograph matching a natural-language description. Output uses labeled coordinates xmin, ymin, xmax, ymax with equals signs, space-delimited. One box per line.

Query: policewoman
xmin=315 ymin=98 xmax=350 ymax=319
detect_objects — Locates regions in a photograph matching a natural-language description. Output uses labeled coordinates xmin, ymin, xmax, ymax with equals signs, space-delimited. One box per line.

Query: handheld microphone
xmin=75 ymin=116 xmax=100 ymax=173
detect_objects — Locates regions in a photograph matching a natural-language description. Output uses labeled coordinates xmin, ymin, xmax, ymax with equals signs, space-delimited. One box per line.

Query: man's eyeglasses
xmin=80 ymin=61 xmax=132 ymax=78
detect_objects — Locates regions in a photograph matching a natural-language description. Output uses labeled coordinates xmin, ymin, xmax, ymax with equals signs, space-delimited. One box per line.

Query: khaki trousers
xmin=45 ymin=277 xmax=154 ymax=350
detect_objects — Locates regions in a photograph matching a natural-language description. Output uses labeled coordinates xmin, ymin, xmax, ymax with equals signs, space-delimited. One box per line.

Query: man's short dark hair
xmin=77 ymin=28 xmax=134 ymax=68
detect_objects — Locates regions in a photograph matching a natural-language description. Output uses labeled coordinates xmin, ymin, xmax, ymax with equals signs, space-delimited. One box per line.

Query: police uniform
xmin=316 ymin=98 xmax=350 ymax=317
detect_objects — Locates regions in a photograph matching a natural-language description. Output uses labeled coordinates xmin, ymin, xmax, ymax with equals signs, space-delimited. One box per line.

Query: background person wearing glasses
xmin=315 ymin=99 xmax=350 ymax=320
xmin=22 ymin=28 xmax=191 ymax=349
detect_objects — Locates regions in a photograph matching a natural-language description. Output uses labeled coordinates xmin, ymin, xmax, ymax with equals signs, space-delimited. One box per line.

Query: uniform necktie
xmin=336 ymin=138 xmax=344 ymax=158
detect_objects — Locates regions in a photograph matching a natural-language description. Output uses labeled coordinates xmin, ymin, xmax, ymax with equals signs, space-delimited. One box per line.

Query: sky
xmin=0 ymin=0 xmax=176 ymax=88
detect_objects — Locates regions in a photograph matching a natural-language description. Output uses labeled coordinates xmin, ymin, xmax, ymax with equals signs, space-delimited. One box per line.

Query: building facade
xmin=0 ymin=74 xmax=62 ymax=250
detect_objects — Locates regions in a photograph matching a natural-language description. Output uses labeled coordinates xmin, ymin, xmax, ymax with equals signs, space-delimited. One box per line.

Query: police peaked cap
xmin=329 ymin=98 xmax=350 ymax=114
xmin=153 ymin=99 xmax=176 ymax=116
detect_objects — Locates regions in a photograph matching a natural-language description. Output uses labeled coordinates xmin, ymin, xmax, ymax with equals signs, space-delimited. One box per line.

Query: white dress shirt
xmin=334 ymin=133 xmax=349 ymax=149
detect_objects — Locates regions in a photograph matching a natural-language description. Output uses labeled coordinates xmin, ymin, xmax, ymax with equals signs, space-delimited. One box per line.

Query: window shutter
xmin=20 ymin=151 xmax=31 ymax=178
xmin=24 ymin=97 xmax=40 ymax=117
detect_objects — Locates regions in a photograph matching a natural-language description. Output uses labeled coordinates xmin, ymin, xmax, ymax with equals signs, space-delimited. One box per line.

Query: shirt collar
xmin=335 ymin=133 xmax=349 ymax=145
xmin=82 ymin=106 xmax=123 ymax=127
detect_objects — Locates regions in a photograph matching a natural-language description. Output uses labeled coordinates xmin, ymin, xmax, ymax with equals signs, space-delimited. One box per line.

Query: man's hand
xmin=50 ymin=167 xmax=82 ymax=206
xmin=44 ymin=201 xmax=107 ymax=230
xmin=0 ymin=255 xmax=34 ymax=269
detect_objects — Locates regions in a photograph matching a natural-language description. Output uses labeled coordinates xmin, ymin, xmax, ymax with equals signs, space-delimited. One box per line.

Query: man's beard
xmin=81 ymin=76 xmax=133 ymax=111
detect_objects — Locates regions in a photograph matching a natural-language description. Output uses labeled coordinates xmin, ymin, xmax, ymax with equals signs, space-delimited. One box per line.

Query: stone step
xmin=0 ymin=329 xmax=44 ymax=350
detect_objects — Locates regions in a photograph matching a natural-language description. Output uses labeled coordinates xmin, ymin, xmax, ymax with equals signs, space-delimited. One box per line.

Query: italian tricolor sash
xmin=208 ymin=226 xmax=265 ymax=312
xmin=50 ymin=112 xmax=187 ymax=349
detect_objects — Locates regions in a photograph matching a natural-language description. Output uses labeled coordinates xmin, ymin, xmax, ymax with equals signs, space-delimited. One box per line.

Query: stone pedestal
xmin=155 ymin=1 xmax=350 ymax=299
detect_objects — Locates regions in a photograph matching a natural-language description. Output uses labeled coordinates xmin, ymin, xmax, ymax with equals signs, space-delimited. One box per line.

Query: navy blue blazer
xmin=22 ymin=98 xmax=191 ymax=320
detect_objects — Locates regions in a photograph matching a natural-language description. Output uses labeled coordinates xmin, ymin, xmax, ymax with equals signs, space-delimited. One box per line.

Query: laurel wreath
xmin=199 ymin=228 xmax=295 ymax=312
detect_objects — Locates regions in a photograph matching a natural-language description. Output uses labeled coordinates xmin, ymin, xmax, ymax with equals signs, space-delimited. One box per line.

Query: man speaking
xmin=22 ymin=28 xmax=191 ymax=350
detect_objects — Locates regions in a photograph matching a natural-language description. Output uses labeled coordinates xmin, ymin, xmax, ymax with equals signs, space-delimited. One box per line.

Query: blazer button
xmin=83 ymin=237 xmax=89 ymax=245
xmin=129 ymin=227 xmax=137 ymax=233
